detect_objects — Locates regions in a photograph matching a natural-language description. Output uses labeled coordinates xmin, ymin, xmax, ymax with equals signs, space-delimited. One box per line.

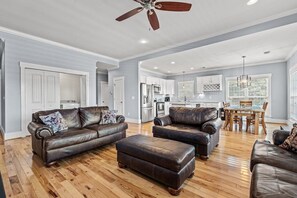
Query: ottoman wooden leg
xmin=168 ymin=187 xmax=182 ymax=196
xmin=188 ymin=172 xmax=194 ymax=178
xmin=118 ymin=162 xmax=127 ymax=168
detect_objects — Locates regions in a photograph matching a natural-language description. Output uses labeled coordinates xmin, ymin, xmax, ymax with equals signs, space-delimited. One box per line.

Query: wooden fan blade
xmin=147 ymin=9 xmax=160 ymax=30
xmin=116 ymin=7 xmax=144 ymax=21
xmin=155 ymin=2 xmax=192 ymax=11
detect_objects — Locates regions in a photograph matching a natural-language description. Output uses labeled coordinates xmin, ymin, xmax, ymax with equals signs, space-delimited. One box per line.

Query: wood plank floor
xmin=0 ymin=122 xmax=280 ymax=198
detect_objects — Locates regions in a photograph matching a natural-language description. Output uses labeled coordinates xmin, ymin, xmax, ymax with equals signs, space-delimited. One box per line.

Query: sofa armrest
xmin=273 ymin=129 xmax=290 ymax=146
xmin=202 ymin=118 xmax=223 ymax=135
xmin=154 ymin=115 xmax=172 ymax=126
xmin=116 ymin=115 xmax=125 ymax=123
xmin=27 ymin=122 xmax=54 ymax=140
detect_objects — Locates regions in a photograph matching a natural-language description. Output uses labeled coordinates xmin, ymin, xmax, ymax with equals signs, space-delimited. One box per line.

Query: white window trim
xmin=225 ymin=73 xmax=272 ymax=117
xmin=289 ymin=64 xmax=297 ymax=123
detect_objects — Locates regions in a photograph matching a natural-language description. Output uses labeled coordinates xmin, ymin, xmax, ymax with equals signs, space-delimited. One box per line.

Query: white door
xmin=113 ymin=77 xmax=124 ymax=115
xmin=100 ymin=81 xmax=109 ymax=106
xmin=25 ymin=69 xmax=60 ymax=133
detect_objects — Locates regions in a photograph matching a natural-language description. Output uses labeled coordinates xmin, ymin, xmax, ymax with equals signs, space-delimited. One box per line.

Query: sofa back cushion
xmin=169 ymin=107 xmax=218 ymax=125
xmin=33 ymin=108 xmax=81 ymax=128
xmin=80 ymin=106 xmax=109 ymax=127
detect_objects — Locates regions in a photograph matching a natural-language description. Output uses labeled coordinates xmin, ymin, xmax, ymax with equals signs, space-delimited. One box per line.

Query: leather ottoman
xmin=116 ymin=135 xmax=195 ymax=196
xmin=250 ymin=164 xmax=297 ymax=198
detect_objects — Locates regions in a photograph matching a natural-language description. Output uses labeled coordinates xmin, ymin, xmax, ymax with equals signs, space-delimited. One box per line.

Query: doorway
xmin=113 ymin=77 xmax=124 ymax=115
xmin=100 ymin=81 xmax=109 ymax=106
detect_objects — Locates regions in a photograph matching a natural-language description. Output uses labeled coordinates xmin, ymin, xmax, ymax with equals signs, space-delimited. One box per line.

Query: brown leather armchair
xmin=153 ymin=107 xmax=222 ymax=160
xmin=28 ymin=106 xmax=127 ymax=166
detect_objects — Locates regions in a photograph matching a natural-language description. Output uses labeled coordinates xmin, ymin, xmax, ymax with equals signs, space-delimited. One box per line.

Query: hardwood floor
xmin=0 ymin=122 xmax=280 ymax=198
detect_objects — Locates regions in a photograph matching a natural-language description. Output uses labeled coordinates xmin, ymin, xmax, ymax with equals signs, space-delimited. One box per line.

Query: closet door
xmin=44 ymin=71 xmax=60 ymax=110
xmin=25 ymin=69 xmax=60 ymax=132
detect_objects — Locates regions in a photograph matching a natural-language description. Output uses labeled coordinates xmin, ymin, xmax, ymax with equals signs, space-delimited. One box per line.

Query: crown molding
xmin=286 ymin=43 xmax=297 ymax=61
xmin=139 ymin=68 xmax=167 ymax=78
xmin=0 ymin=26 xmax=119 ymax=63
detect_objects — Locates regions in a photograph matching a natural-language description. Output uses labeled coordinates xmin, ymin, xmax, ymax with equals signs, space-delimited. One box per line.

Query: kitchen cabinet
xmin=146 ymin=77 xmax=160 ymax=85
xmin=164 ymin=102 xmax=171 ymax=115
xmin=140 ymin=76 xmax=146 ymax=84
xmin=166 ymin=80 xmax=175 ymax=95
xmin=159 ymin=79 xmax=166 ymax=94
xmin=197 ymin=75 xmax=223 ymax=92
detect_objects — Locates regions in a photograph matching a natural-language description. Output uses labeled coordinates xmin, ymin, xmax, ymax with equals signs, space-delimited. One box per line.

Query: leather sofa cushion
xmin=86 ymin=123 xmax=128 ymax=138
xmin=80 ymin=106 xmax=109 ymax=127
xmin=169 ymin=107 xmax=217 ymax=125
xmin=116 ymin=135 xmax=195 ymax=172
xmin=153 ymin=124 xmax=210 ymax=145
xmin=250 ymin=140 xmax=297 ymax=173
xmin=250 ymin=164 xmax=297 ymax=198
xmin=33 ymin=108 xmax=81 ymax=128
xmin=45 ymin=128 xmax=98 ymax=150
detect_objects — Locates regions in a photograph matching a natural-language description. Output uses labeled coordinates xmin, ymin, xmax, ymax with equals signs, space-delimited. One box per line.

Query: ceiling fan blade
xmin=116 ymin=7 xmax=144 ymax=21
xmin=147 ymin=9 xmax=160 ymax=31
xmin=155 ymin=2 xmax=192 ymax=11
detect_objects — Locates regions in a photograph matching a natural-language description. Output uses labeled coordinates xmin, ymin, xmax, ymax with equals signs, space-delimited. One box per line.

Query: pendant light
xmin=237 ymin=56 xmax=251 ymax=88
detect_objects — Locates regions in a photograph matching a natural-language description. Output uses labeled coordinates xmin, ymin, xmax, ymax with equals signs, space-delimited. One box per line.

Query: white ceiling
xmin=0 ymin=0 xmax=297 ymax=60
xmin=140 ymin=23 xmax=297 ymax=75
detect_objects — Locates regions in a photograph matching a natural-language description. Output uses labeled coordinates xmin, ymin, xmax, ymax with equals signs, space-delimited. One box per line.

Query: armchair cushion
xmin=154 ymin=115 xmax=172 ymax=126
xmin=169 ymin=107 xmax=217 ymax=125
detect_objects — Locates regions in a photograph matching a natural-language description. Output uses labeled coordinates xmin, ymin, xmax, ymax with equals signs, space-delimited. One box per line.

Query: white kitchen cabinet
xmin=159 ymin=79 xmax=166 ymax=94
xmin=164 ymin=102 xmax=171 ymax=115
xmin=140 ymin=76 xmax=146 ymax=84
xmin=197 ymin=75 xmax=223 ymax=92
xmin=166 ymin=80 xmax=175 ymax=95
xmin=146 ymin=77 xmax=160 ymax=85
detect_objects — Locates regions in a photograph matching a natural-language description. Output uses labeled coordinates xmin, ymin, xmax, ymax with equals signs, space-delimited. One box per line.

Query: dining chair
xmin=240 ymin=100 xmax=253 ymax=108
xmin=246 ymin=102 xmax=268 ymax=134
xmin=223 ymin=102 xmax=242 ymax=131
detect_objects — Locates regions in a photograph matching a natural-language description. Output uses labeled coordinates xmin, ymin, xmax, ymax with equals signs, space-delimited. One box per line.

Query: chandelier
xmin=237 ymin=56 xmax=251 ymax=88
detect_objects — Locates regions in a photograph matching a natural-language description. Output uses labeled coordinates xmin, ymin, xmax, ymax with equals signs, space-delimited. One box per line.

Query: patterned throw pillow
xmin=39 ymin=111 xmax=68 ymax=133
xmin=279 ymin=127 xmax=297 ymax=153
xmin=101 ymin=110 xmax=117 ymax=124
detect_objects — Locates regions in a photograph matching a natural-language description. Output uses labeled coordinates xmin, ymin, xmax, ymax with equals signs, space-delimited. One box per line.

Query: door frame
xmin=100 ymin=81 xmax=108 ymax=106
xmin=20 ymin=62 xmax=90 ymax=134
xmin=113 ymin=76 xmax=125 ymax=116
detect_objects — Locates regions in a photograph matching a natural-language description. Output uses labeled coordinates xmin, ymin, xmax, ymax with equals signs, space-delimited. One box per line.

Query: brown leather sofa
xmin=28 ymin=106 xmax=128 ymax=166
xmin=250 ymin=130 xmax=297 ymax=198
xmin=153 ymin=107 xmax=222 ymax=160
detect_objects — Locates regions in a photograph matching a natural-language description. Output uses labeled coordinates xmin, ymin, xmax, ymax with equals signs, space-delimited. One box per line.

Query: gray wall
xmin=96 ymin=73 xmax=108 ymax=105
xmin=0 ymin=31 xmax=117 ymax=133
xmin=167 ymin=62 xmax=287 ymax=120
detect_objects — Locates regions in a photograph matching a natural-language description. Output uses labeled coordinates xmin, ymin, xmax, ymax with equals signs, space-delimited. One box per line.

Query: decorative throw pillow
xmin=39 ymin=111 xmax=68 ymax=133
xmin=101 ymin=110 xmax=117 ymax=124
xmin=279 ymin=127 xmax=297 ymax=153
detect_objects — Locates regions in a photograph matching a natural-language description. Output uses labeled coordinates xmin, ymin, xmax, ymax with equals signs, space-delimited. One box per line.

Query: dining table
xmin=224 ymin=106 xmax=265 ymax=135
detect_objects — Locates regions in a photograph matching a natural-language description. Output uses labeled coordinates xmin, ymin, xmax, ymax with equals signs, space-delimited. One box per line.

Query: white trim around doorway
xmin=20 ymin=62 xmax=90 ymax=136
xmin=113 ymin=76 xmax=125 ymax=116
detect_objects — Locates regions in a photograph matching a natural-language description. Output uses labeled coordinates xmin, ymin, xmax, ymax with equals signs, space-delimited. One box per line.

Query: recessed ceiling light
xmin=247 ymin=0 xmax=258 ymax=6
xmin=190 ymin=67 xmax=194 ymax=70
xmin=171 ymin=61 xmax=175 ymax=64
xmin=168 ymin=71 xmax=171 ymax=73
xmin=264 ymin=51 xmax=271 ymax=54
xmin=153 ymin=66 xmax=158 ymax=70
xmin=139 ymin=39 xmax=148 ymax=44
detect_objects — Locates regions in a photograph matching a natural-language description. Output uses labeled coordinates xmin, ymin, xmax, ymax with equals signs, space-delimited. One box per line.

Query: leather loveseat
xmin=250 ymin=129 xmax=297 ymax=198
xmin=153 ymin=107 xmax=222 ymax=160
xmin=28 ymin=106 xmax=128 ymax=166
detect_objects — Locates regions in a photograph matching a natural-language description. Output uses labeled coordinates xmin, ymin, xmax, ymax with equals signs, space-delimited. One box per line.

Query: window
xmin=226 ymin=74 xmax=271 ymax=116
xmin=290 ymin=67 xmax=297 ymax=121
xmin=178 ymin=81 xmax=194 ymax=99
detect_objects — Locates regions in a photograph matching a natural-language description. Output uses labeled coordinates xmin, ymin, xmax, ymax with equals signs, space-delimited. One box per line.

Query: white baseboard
xmin=125 ymin=118 xmax=141 ymax=123
xmin=265 ymin=118 xmax=287 ymax=124
xmin=4 ymin=131 xmax=30 ymax=140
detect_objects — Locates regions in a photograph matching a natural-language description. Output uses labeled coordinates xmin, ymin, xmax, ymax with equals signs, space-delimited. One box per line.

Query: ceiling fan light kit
xmin=116 ymin=0 xmax=192 ymax=31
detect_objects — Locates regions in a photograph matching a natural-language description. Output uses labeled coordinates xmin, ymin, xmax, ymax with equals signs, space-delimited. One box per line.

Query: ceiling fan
xmin=116 ymin=0 xmax=192 ymax=31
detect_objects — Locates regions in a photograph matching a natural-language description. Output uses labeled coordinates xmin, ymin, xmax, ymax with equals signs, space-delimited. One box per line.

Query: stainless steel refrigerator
xmin=141 ymin=83 xmax=154 ymax=122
